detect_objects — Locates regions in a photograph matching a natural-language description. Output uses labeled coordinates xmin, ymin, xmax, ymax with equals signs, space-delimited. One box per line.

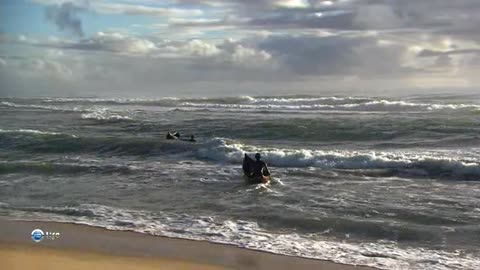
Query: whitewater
xmin=1 ymin=94 xmax=479 ymax=269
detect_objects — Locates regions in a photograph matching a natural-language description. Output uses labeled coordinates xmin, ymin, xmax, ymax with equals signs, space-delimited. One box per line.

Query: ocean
xmin=1 ymin=94 xmax=479 ymax=269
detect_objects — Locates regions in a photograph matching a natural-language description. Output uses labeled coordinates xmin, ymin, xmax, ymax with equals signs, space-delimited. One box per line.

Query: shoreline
xmin=1 ymin=218 xmax=375 ymax=270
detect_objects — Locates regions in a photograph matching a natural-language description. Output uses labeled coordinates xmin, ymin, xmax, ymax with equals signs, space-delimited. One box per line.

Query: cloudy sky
xmin=1 ymin=0 xmax=480 ymax=97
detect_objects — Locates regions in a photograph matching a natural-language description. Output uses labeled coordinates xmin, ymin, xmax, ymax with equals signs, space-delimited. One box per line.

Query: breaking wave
xmin=2 ymin=130 xmax=478 ymax=180
xmin=81 ymin=109 xmax=133 ymax=122
xmin=179 ymin=99 xmax=480 ymax=112
xmin=4 ymin=96 xmax=480 ymax=113
xmin=1 ymin=101 xmax=86 ymax=112
xmin=0 ymin=129 xmax=77 ymax=137
xmin=197 ymin=138 xmax=480 ymax=180
xmin=2 ymin=203 xmax=479 ymax=270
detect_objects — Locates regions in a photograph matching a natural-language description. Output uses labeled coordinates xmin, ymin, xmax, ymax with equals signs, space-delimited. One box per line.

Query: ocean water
xmin=1 ymin=94 xmax=480 ymax=269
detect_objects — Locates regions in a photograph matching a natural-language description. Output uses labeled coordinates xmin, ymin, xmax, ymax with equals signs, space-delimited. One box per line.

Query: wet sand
xmin=0 ymin=219 xmax=375 ymax=270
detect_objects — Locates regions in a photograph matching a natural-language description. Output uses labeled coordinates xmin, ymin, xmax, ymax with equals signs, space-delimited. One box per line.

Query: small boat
xmin=243 ymin=154 xmax=270 ymax=184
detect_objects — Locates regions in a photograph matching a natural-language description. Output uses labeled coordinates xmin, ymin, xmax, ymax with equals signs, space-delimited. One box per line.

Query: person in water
xmin=166 ymin=132 xmax=196 ymax=142
xmin=249 ymin=153 xmax=270 ymax=181
xmin=166 ymin=131 xmax=180 ymax=140
xmin=243 ymin=153 xmax=270 ymax=184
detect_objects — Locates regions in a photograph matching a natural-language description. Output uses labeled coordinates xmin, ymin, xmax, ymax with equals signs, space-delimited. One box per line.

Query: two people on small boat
xmin=166 ymin=131 xmax=196 ymax=142
xmin=243 ymin=153 xmax=270 ymax=184
xmin=166 ymin=132 xmax=269 ymax=182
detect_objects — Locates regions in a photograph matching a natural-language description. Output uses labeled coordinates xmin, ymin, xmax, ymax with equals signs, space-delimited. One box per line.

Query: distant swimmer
xmin=166 ymin=131 xmax=180 ymax=140
xmin=243 ymin=153 xmax=270 ymax=184
xmin=167 ymin=132 xmax=196 ymax=142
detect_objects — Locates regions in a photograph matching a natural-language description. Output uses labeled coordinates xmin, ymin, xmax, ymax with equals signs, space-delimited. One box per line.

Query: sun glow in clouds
xmin=1 ymin=0 xmax=480 ymax=96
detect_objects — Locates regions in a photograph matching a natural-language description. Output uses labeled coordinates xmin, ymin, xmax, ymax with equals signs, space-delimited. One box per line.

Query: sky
xmin=1 ymin=0 xmax=480 ymax=97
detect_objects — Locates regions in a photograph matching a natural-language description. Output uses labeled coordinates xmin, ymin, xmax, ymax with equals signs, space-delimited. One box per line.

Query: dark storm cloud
xmin=172 ymin=0 xmax=480 ymax=38
xmin=246 ymin=10 xmax=357 ymax=30
xmin=258 ymin=34 xmax=412 ymax=76
xmin=418 ymin=49 xmax=480 ymax=58
xmin=172 ymin=0 xmax=360 ymax=30
xmin=45 ymin=2 xmax=86 ymax=37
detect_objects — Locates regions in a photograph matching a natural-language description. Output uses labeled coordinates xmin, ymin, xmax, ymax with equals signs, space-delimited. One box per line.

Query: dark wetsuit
xmin=252 ymin=160 xmax=270 ymax=178
xmin=243 ymin=154 xmax=270 ymax=184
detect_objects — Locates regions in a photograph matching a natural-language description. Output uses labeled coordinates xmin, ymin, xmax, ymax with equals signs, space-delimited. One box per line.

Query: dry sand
xmin=0 ymin=219 xmax=375 ymax=270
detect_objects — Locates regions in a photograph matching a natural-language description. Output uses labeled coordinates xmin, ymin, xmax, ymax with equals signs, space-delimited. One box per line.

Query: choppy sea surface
xmin=1 ymin=94 xmax=480 ymax=269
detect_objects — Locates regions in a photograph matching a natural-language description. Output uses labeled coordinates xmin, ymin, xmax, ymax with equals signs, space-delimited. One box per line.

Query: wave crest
xmin=3 ymin=97 xmax=480 ymax=113
xmin=81 ymin=109 xmax=133 ymax=122
xmin=1 ymin=101 xmax=85 ymax=112
xmin=198 ymin=138 xmax=480 ymax=180
xmin=1 ymin=129 xmax=478 ymax=180
xmin=0 ymin=129 xmax=77 ymax=137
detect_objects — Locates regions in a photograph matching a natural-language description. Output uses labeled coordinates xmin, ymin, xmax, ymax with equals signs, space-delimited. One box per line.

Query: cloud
xmin=34 ymin=0 xmax=480 ymax=38
xmin=171 ymin=0 xmax=480 ymax=39
xmin=91 ymin=3 xmax=203 ymax=17
xmin=2 ymin=32 xmax=273 ymax=72
xmin=415 ymin=47 xmax=480 ymax=72
xmin=233 ymin=45 xmax=271 ymax=63
xmin=36 ymin=0 xmax=203 ymax=17
xmin=1 ymin=55 xmax=73 ymax=82
xmin=24 ymin=58 xmax=73 ymax=78
xmin=179 ymin=39 xmax=222 ymax=57
xmin=45 ymin=1 xmax=85 ymax=37
xmin=353 ymin=4 xmax=403 ymax=30
xmin=418 ymin=48 xmax=480 ymax=58
xmin=257 ymin=34 xmax=412 ymax=76
xmin=168 ymin=17 xmax=241 ymax=30
xmin=434 ymin=54 xmax=453 ymax=68
xmin=246 ymin=9 xmax=356 ymax=30
xmin=4 ymin=0 xmax=480 ymax=96
xmin=154 ymin=38 xmax=273 ymax=67
xmin=68 ymin=32 xmax=157 ymax=54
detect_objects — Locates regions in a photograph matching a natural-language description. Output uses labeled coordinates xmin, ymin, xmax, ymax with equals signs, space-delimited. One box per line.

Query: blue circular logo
xmin=31 ymin=229 xmax=44 ymax=242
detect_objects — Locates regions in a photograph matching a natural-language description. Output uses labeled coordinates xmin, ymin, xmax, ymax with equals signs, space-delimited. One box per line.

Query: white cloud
xmin=276 ymin=0 xmax=309 ymax=8
xmin=217 ymin=39 xmax=272 ymax=66
xmin=156 ymin=38 xmax=273 ymax=67
xmin=180 ymin=39 xmax=221 ymax=57
xmin=230 ymin=44 xmax=272 ymax=65
xmin=69 ymin=32 xmax=157 ymax=54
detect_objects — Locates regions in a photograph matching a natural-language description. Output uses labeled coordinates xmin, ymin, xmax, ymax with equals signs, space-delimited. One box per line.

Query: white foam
xmin=0 ymin=129 xmax=77 ymax=137
xmin=178 ymin=99 xmax=480 ymax=112
xmin=4 ymin=97 xmax=480 ymax=113
xmin=42 ymin=97 xmax=180 ymax=105
xmin=5 ymin=204 xmax=479 ymax=270
xmin=1 ymin=101 xmax=85 ymax=112
xmin=251 ymin=96 xmax=371 ymax=105
xmin=197 ymin=138 xmax=480 ymax=179
xmin=81 ymin=108 xmax=133 ymax=122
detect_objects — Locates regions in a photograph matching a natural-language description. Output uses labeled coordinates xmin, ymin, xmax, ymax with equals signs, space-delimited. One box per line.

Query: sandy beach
xmin=1 ymin=219 xmax=374 ymax=270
